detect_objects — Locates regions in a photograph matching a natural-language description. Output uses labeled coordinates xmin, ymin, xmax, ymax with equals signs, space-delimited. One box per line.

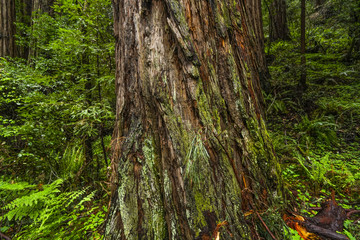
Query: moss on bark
xmin=106 ymin=0 xmax=284 ymax=239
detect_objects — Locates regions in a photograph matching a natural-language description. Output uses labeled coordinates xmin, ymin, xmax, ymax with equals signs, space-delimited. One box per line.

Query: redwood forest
xmin=0 ymin=0 xmax=359 ymax=239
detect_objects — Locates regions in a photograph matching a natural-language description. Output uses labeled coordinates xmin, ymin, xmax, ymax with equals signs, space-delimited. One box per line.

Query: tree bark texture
xmin=0 ymin=0 xmax=16 ymax=58
xmin=106 ymin=1 xmax=282 ymax=239
xmin=268 ymin=0 xmax=290 ymax=41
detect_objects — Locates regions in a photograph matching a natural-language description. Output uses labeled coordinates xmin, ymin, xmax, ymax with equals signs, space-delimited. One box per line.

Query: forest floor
xmin=266 ymin=40 xmax=360 ymax=239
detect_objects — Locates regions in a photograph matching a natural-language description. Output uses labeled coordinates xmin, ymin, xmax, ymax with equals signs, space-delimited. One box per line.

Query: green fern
xmin=295 ymin=115 xmax=338 ymax=147
xmin=296 ymin=152 xmax=337 ymax=193
xmin=1 ymin=179 xmax=105 ymax=239
xmin=3 ymin=179 xmax=63 ymax=221
xmin=56 ymin=144 xmax=85 ymax=179
xmin=0 ymin=181 xmax=36 ymax=191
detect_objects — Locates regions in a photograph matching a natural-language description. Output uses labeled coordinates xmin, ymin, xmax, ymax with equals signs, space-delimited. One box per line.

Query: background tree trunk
xmin=268 ymin=0 xmax=290 ymax=41
xmin=106 ymin=1 xmax=282 ymax=239
xmin=0 ymin=0 xmax=16 ymax=57
xmin=15 ymin=0 xmax=54 ymax=59
xmin=31 ymin=0 xmax=55 ymax=16
xmin=300 ymin=0 xmax=307 ymax=91
xmin=246 ymin=0 xmax=271 ymax=94
xmin=17 ymin=0 xmax=33 ymax=59
xmin=27 ymin=0 xmax=55 ymax=61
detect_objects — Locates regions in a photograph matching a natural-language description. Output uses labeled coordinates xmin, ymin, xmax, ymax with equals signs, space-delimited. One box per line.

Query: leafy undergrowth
xmin=266 ymin=37 xmax=360 ymax=238
xmin=0 ymin=178 xmax=108 ymax=240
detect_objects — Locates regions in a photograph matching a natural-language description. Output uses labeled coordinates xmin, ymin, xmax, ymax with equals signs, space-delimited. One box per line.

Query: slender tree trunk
xmin=300 ymin=0 xmax=307 ymax=91
xmin=106 ymin=1 xmax=282 ymax=239
xmin=17 ymin=0 xmax=33 ymax=59
xmin=97 ymin=53 xmax=109 ymax=167
xmin=268 ymin=0 xmax=290 ymax=41
xmin=84 ymin=74 xmax=95 ymax=178
xmin=0 ymin=0 xmax=16 ymax=57
xmin=27 ymin=0 xmax=54 ymax=62
xmin=247 ymin=0 xmax=271 ymax=94
xmin=31 ymin=0 xmax=55 ymax=16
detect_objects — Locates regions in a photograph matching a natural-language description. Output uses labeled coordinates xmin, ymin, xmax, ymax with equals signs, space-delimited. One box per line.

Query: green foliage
xmin=343 ymin=220 xmax=360 ymax=240
xmin=0 ymin=0 xmax=358 ymax=239
xmin=0 ymin=181 xmax=36 ymax=191
xmin=283 ymin=227 xmax=302 ymax=240
xmin=265 ymin=1 xmax=360 ymax=238
xmin=54 ymin=144 xmax=85 ymax=180
xmin=0 ymin=0 xmax=115 ymax=183
xmin=1 ymin=0 xmax=113 ymax=238
xmin=264 ymin=91 xmax=298 ymax=114
xmin=295 ymin=115 xmax=338 ymax=147
xmin=2 ymin=179 xmax=63 ymax=222
xmin=0 ymin=179 xmax=106 ymax=239
xmin=308 ymin=26 xmax=350 ymax=53
xmin=295 ymin=153 xmax=335 ymax=192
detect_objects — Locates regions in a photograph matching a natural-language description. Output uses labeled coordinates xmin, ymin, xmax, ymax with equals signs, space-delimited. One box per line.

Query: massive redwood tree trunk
xmin=106 ymin=0 xmax=283 ymax=239
xmin=0 ymin=0 xmax=16 ymax=57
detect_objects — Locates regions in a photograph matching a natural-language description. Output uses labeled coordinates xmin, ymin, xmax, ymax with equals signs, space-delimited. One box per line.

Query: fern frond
xmin=0 ymin=181 xmax=36 ymax=191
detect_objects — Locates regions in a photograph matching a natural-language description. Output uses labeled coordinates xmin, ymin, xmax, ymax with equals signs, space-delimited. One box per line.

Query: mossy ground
xmin=265 ymin=35 xmax=360 ymax=239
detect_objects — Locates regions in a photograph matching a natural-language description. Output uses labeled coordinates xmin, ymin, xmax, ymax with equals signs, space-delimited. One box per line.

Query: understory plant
xmin=0 ymin=179 xmax=106 ymax=239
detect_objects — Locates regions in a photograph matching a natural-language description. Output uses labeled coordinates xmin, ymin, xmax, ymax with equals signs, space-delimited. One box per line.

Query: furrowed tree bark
xmin=0 ymin=0 xmax=16 ymax=58
xmin=106 ymin=1 xmax=283 ymax=239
